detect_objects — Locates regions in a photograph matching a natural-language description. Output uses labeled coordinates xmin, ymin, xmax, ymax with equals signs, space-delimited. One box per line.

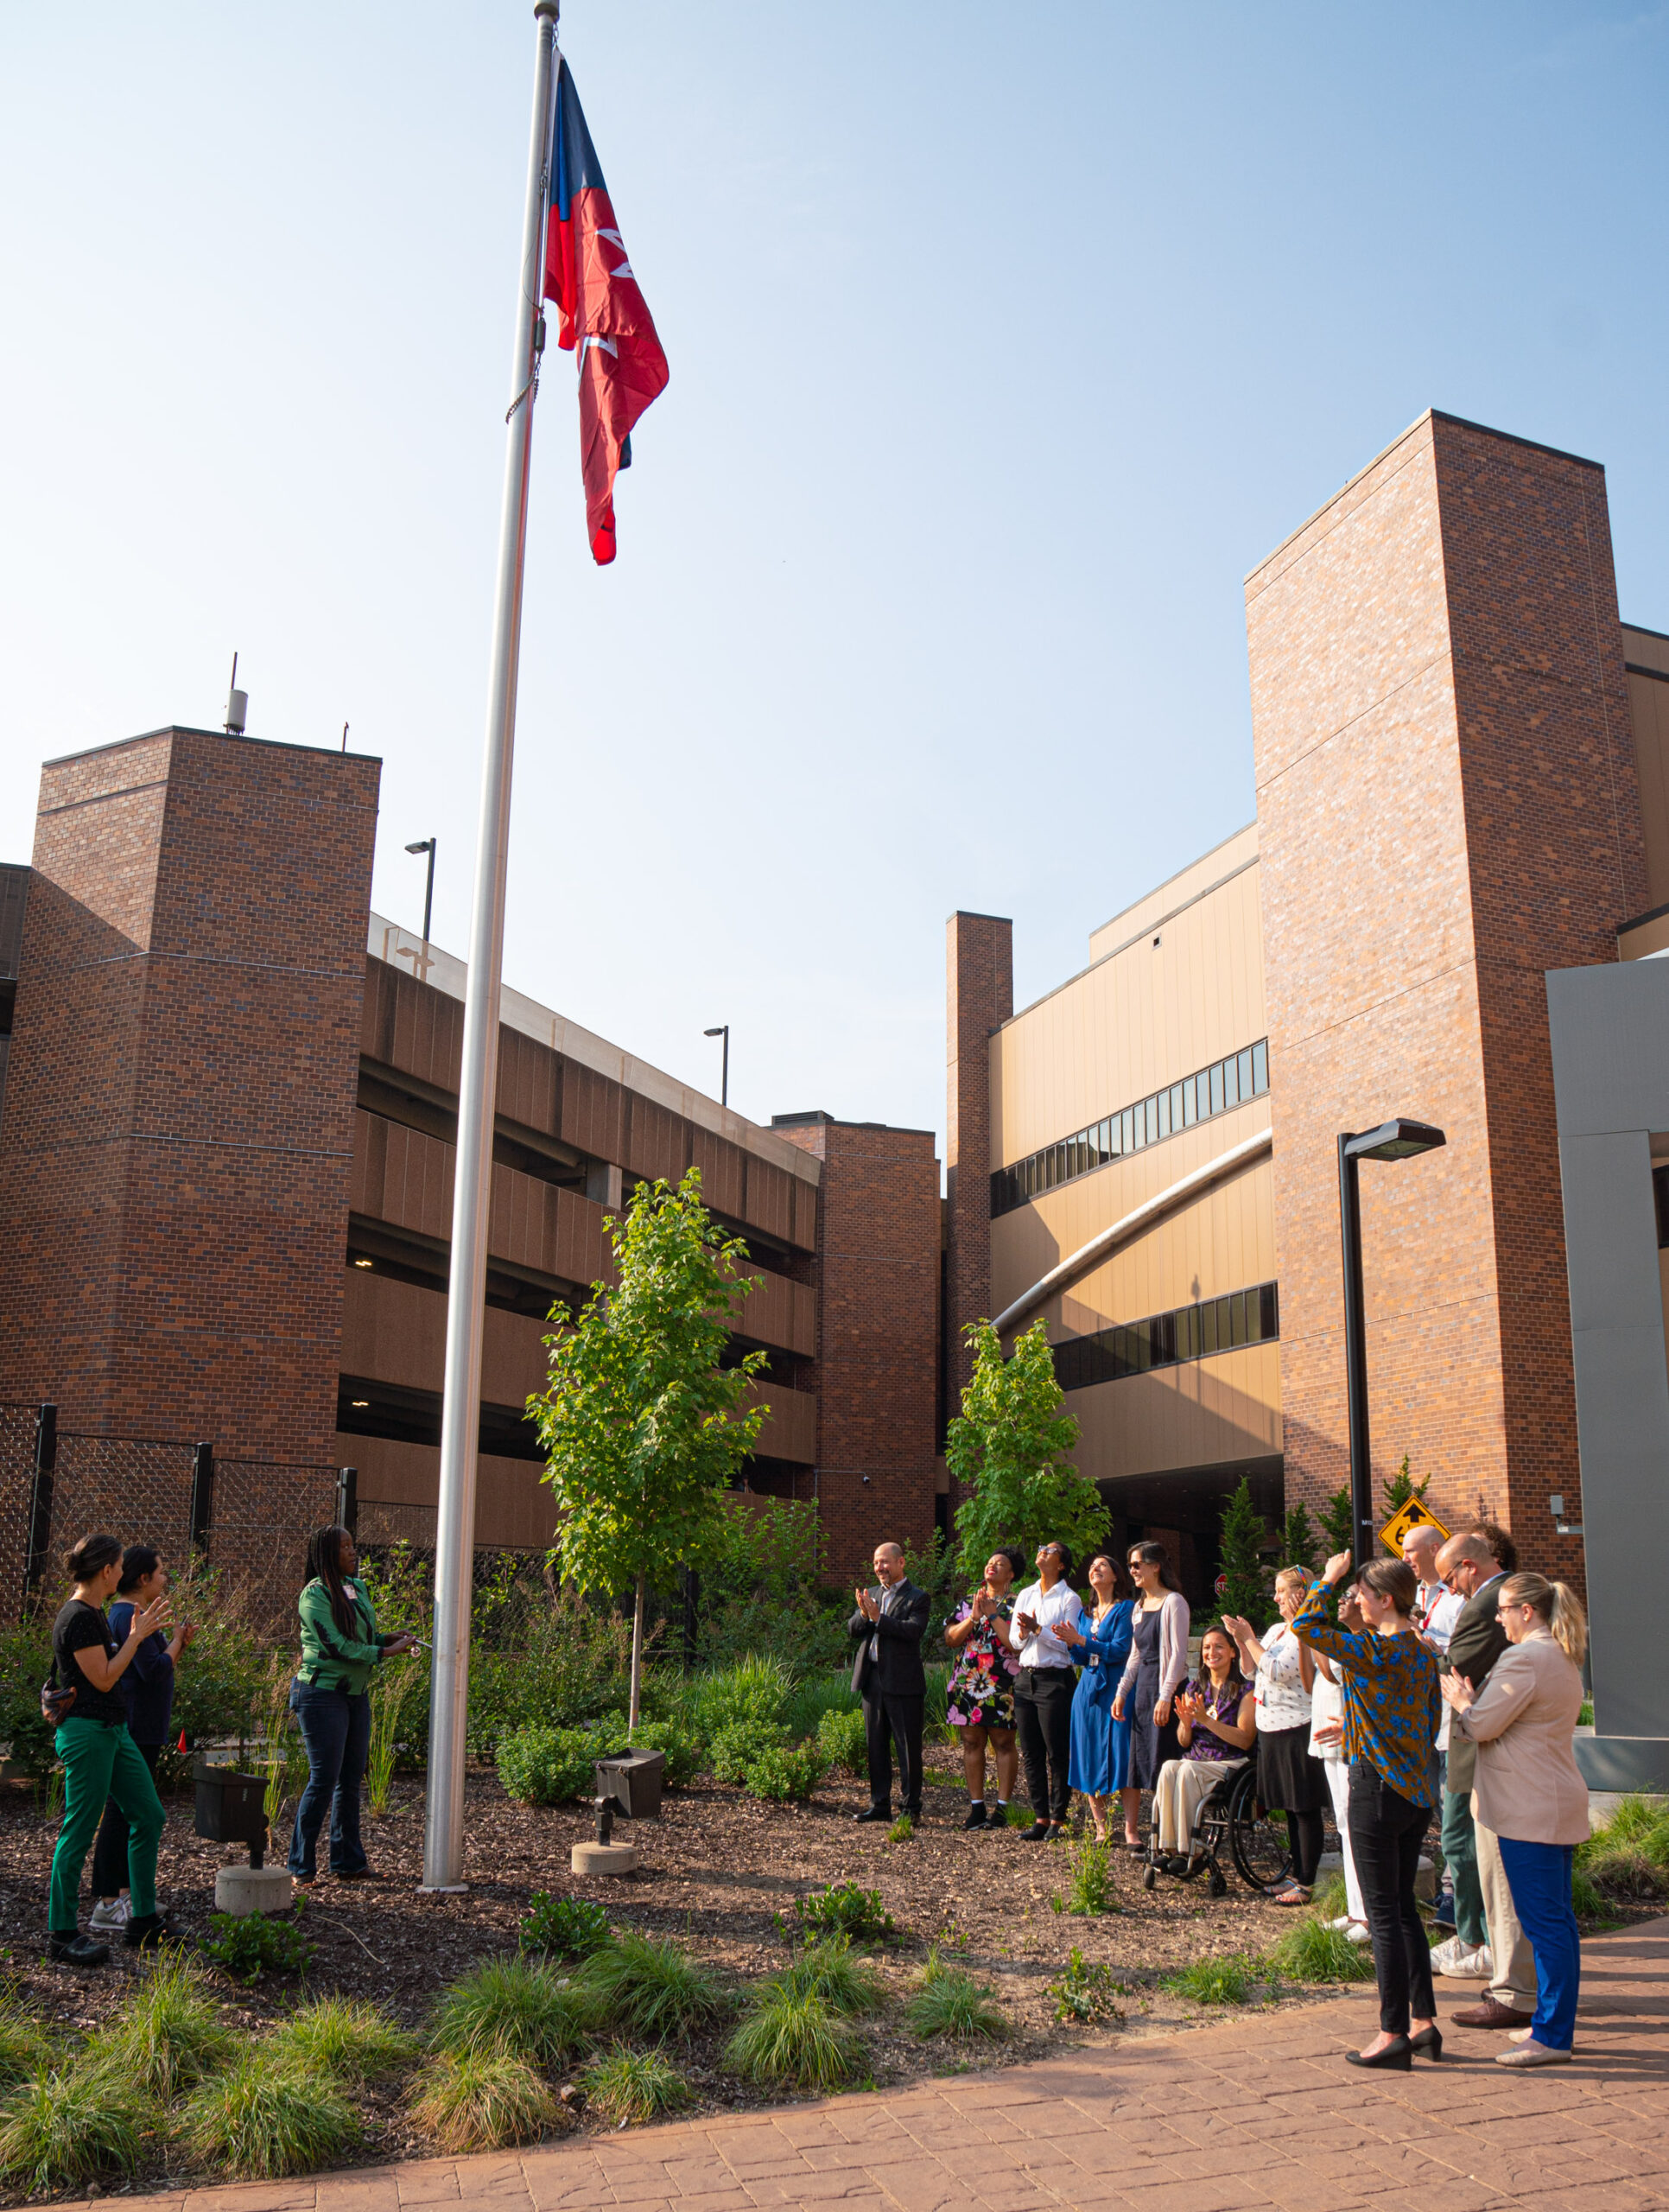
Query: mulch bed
xmin=0 ymin=1745 xmax=1532 ymax=2192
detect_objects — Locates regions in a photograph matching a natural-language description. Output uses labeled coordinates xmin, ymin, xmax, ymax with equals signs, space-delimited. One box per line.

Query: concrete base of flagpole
xmin=214 ymin=1866 xmax=295 ymax=1917
xmin=571 ymin=1840 xmax=638 ymax=1877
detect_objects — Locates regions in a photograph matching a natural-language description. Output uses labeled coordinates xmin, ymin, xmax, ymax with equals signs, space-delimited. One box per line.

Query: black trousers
xmin=1286 ymin=1808 xmax=1325 ymax=1888
xmin=863 ymin=1693 xmax=923 ymax=1815
xmin=1348 ymin=1760 xmax=1436 ymax=2035
xmin=90 ymin=1739 xmax=162 ymax=1897
xmin=1014 ymin=1667 xmax=1076 ymax=1822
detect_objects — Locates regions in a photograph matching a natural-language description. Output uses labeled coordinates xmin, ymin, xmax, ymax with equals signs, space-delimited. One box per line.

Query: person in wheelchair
xmin=1152 ymin=1624 xmax=1258 ymax=1876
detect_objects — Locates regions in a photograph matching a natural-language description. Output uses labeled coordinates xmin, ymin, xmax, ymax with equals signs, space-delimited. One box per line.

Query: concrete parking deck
xmin=91 ymin=1918 xmax=1669 ymax=2212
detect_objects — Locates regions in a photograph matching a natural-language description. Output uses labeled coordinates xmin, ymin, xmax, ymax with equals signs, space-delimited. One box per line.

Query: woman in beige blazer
xmin=1442 ymin=1573 xmax=1588 ymax=2069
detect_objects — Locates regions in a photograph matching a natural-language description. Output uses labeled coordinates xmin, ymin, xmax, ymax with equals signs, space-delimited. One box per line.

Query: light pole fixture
xmin=405 ymin=838 xmax=437 ymax=944
xmin=704 ymin=1025 xmax=730 ymax=1109
xmin=1337 ymin=1117 xmax=1446 ymax=1567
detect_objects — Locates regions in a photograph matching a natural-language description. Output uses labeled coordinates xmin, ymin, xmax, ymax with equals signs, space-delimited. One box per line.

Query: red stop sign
xmin=1214 ymin=1573 xmax=1228 ymax=1596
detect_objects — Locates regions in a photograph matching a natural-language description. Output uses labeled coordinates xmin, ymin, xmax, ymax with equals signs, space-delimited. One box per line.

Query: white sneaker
xmin=87 ymin=1897 xmax=130 ymax=1934
xmin=1344 ymin=1920 xmax=1372 ymax=1944
xmin=1431 ymin=1936 xmax=1490 ymax=1978
xmin=1323 ymin=1915 xmax=1350 ymax=1931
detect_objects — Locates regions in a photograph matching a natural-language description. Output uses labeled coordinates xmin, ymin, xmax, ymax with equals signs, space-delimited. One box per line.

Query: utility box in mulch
xmin=194 ymin=1763 xmax=270 ymax=1865
xmin=593 ymin=1745 xmax=665 ymax=1821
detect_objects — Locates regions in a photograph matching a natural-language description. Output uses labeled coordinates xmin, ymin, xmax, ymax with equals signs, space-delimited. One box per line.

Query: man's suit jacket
xmin=1444 ymin=1573 xmax=1507 ymax=1795
xmin=848 ymin=1578 xmax=930 ymax=1700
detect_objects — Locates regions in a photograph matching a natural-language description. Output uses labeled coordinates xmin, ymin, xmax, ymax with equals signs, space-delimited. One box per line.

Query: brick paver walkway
xmin=98 ymin=1919 xmax=1669 ymax=2212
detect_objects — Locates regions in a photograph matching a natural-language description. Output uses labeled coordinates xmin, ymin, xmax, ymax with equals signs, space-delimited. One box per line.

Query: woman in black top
xmin=87 ymin=1545 xmax=194 ymax=1936
xmin=48 ymin=1533 xmax=173 ymax=1967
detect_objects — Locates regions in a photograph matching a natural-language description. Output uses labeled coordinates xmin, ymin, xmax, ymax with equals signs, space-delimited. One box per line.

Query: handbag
xmin=41 ymin=1674 xmax=76 ymax=1726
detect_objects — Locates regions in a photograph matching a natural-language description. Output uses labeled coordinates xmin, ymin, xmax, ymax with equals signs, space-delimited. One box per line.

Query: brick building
xmin=947 ymin=411 xmax=1669 ymax=1598
xmin=0 ymin=728 xmax=941 ymax=1586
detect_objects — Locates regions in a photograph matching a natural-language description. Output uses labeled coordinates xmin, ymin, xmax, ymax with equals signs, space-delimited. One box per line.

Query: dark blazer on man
xmin=848 ymin=1580 xmax=930 ymax=1698
xmin=1444 ymin=1573 xmax=1507 ymax=1795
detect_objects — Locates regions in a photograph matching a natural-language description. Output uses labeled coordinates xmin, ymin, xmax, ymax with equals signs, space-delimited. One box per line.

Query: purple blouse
xmin=1182 ymin=1674 xmax=1249 ymax=1764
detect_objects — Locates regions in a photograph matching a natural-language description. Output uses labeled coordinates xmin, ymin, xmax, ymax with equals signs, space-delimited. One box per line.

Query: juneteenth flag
xmin=544 ymin=58 xmax=669 ymax=566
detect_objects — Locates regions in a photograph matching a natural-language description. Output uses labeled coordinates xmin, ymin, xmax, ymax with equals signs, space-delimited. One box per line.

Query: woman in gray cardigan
xmin=1113 ymin=1541 xmax=1190 ymax=1847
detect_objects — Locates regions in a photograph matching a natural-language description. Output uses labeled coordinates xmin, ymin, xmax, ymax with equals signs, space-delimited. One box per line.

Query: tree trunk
xmin=629 ymin=1572 xmax=645 ymax=1735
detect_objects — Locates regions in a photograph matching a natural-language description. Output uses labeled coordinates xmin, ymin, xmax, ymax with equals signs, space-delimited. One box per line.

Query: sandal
xmin=1272 ymin=1883 xmax=1312 ymax=1908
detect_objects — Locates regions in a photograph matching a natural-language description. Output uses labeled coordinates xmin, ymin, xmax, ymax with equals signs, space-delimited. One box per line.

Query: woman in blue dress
xmin=1063 ymin=1554 xmax=1135 ymax=1844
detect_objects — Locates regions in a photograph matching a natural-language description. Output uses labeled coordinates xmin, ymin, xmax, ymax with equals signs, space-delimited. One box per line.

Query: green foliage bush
xmin=1048 ymin=1946 xmax=1123 ymax=2024
xmin=781 ymin=1672 xmax=860 ymax=1743
xmin=408 ymin=2050 xmax=558 ymax=2153
xmin=694 ymin=1653 xmax=794 ymax=1736
xmin=518 ymin=1891 xmax=612 ymax=1960
xmin=726 ymin=1988 xmax=864 ymax=2091
xmin=708 ymin=1718 xmax=789 ymax=1785
xmin=430 ymin=1957 xmax=595 ymax=2067
xmin=201 ymin=1908 xmax=316 ymax=1985
xmin=1066 ymin=1835 xmax=1118 ymax=1917
xmin=267 ymin=1997 xmax=419 ymax=2085
xmin=181 ymin=2050 xmax=359 ymax=2179
xmin=815 ymin=1705 xmax=867 ymax=1779
xmin=580 ymin=2044 xmax=690 ymax=2125
xmin=907 ymin=1952 xmax=1010 ymax=2042
xmin=762 ymin=1937 xmax=886 ymax=2018
xmin=573 ymin=1932 xmax=727 ymax=2041
xmin=497 ymin=1720 xmax=623 ymax=1806
xmin=620 ymin=1716 xmax=703 ymax=1789
xmin=0 ymin=2063 xmax=152 ymax=2194
xmin=792 ymin=1881 xmax=895 ymax=1942
xmin=743 ymin=1738 xmax=826 ymax=1803
xmin=0 ymin=1623 xmax=54 ymax=1783
xmin=696 ymin=1497 xmax=847 ymax=1673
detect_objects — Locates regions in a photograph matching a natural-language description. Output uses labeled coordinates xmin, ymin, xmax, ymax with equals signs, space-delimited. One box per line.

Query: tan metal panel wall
xmin=341 ymin=1268 xmax=548 ymax=1406
xmin=1068 ymin=1342 xmax=1282 ymax=1482
xmin=739 ymin=1376 xmax=815 ymax=1463
xmin=560 ymin=1062 xmax=625 ymax=1160
xmin=497 ymin=1027 xmax=560 ymax=1139
xmin=344 ymin=1433 xmax=552 ymax=1550
xmin=363 ymin=958 xmax=463 ymax=1093
xmin=791 ymin=1178 xmax=819 ymax=1252
xmin=689 ymin=1127 xmax=746 ymax=1217
xmin=744 ymin=1156 xmax=794 ymax=1243
xmin=991 ymin=861 xmax=1266 ymax=1170
xmin=625 ymin=1093 xmax=687 ymax=1185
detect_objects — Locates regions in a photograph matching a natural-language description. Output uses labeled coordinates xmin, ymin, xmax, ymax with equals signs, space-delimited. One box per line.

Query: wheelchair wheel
xmin=1226 ymin=1764 xmax=1292 ymax=1895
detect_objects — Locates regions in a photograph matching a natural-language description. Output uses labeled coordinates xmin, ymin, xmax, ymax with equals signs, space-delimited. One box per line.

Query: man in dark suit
xmin=848 ymin=1541 xmax=929 ymax=1824
xmin=1436 ymin=1523 xmax=1536 ymax=2031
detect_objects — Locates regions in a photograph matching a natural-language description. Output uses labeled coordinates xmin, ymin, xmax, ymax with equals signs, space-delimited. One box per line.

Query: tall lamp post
xmin=405 ymin=838 xmax=437 ymax=944
xmin=704 ymin=1024 xmax=729 ymax=1109
xmin=1337 ymin=1118 xmax=1446 ymax=1566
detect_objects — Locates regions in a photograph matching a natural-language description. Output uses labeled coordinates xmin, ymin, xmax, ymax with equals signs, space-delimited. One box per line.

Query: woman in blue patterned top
xmin=1291 ymin=1552 xmax=1443 ymax=2071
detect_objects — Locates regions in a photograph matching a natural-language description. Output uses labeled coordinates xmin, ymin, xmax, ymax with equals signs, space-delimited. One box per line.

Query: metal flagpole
xmin=422 ymin=0 xmax=560 ymax=1891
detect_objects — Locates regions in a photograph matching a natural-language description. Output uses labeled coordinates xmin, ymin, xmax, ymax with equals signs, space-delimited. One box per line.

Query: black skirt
xmin=1257 ymin=1721 xmax=1327 ymax=1813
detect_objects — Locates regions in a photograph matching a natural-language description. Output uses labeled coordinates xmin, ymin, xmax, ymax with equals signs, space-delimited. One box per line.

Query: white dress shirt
xmin=1006 ymin=1578 xmax=1084 ymax=1668
xmin=1416 ymin=1579 xmax=1463 ymax=1747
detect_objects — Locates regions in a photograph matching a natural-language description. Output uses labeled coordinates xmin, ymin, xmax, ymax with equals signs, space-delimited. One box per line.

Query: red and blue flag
xmin=544 ymin=58 xmax=669 ymax=566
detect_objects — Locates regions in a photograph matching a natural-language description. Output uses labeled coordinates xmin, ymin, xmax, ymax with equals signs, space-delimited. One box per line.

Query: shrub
xmin=1577 ymin=1792 xmax=1669 ymax=1866
xmin=887 ymin=1813 xmax=914 ymax=1843
xmin=1571 ymin=1865 xmax=1608 ymax=1921
xmin=907 ymin=1952 xmax=1010 ymax=2042
xmin=693 ymin=1653 xmax=794 ymax=1738
xmin=1162 ymin=1953 xmax=1257 ymax=2005
xmin=268 ymin=1996 xmax=420 ymax=2085
xmin=574 ymin=1932 xmax=727 ymax=2041
xmin=726 ymin=1988 xmax=864 ymax=2091
xmin=97 ymin=1953 xmax=233 ymax=2099
xmin=793 ymin=1881 xmax=894 ymax=1942
xmin=431 ymin=1956 xmax=594 ymax=2067
xmin=745 ymin=1738 xmax=826 ymax=1803
xmin=1048 ymin=1947 xmax=1123 ymax=2024
xmin=498 ymin=1721 xmax=621 ymax=1806
xmin=581 ymin=2044 xmax=690 ymax=2125
xmin=815 ymin=1705 xmax=867 ymax=1780
xmin=461 ymin=1582 xmax=638 ymax=1755
xmin=180 ymin=2050 xmax=359 ymax=2179
xmin=708 ymin=1718 xmax=788 ymax=1786
xmin=0 ymin=2063 xmax=151 ymax=2193
xmin=201 ymin=1908 xmax=316 ymax=1985
xmin=1066 ymin=1836 xmax=1118 ymax=1917
xmin=0 ymin=2004 xmax=57 ymax=2094
xmin=697 ymin=1499 xmax=847 ymax=1673
xmin=1265 ymin=1917 xmax=1375 ymax=1984
xmin=1581 ymin=1847 xmax=1668 ymax=1898
xmin=619 ymin=1717 xmax=704 ymax=1789
xmin=408 ymin=2050 xmax=559 ymax=2153
xmin=0 ymin=1623 xmax=54 ymax=1783
xmin=782 ymin=1675 xmax=860 ymax=1743
xmin=518 ymin=1892 xmax=612 ymax=1961
xmin=763 ymin=1937 xmax=886 ymax=2018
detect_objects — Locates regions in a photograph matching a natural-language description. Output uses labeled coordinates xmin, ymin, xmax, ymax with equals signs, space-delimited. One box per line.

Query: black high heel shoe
xmin=1346 ymin=2037 xmax=1412 ymax=2070
xmin=1409 ymin=2026 xmax=1444 ymax=2061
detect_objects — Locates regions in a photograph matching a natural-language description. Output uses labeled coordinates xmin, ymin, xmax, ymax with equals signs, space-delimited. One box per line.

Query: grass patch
xmin=1265 ymin=1916 xmax=1375 ymax=1984
xmin=519 ymin=1892 xmax=612 ymax=1961
xmin=0 ymin=2003 xmax=57 ymax=2094
xmin=1162 ymin=1953 xmax=1258 ymax=2005
xmin=887 ymin=1813 xmax=915 ymax=1843
xmin=269 ymin=1996 xmax=420 ymax=2085
xmin=906 ymin=1952 xmax=1010 ymax=2042
xmin=180 ymin=2049 xmax=359 ymax=2179
xmin=1004 ymin=1802 xmax=1034 ymax=1829
xmin=581 ymin=2044 xmax=690 ymax=2125
xmin=1066 ymin=1835 xmax=1117 ymax=1917
xmin=726 ymin=1988 xmax=865 ymax=2091
xmin=692 ymin=1653 xmax=795 ymax=1737
xmin=408 ymin=2050 xmax=559 ymax=2153
xmin=1308 ymin=1872 xmax=1349 ymax=1923
xmin=782 ymin=1675 xmax=860 ymax=1744
xmin=0 ymin=2064 xmax=151 ymax=2194
xmin=431 ymin=1955 xmax=594 ymax=2066
xmin=761 ymin=1936 xmax=886 ymax=2018
xmin=574 ymin=1931 xmax=727 ymax=2041
xmin=93 ymin=1952 xmax=232 ymax=2101
xmin=792 ymin=1880 xmax=895 ymax=1942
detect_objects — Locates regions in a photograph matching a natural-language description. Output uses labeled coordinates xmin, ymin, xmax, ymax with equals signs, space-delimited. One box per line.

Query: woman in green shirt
xmin=287 ymin=1525 xmax=417 ymax=1885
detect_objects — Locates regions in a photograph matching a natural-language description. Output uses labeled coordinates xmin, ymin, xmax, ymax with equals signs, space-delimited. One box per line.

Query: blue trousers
xmin=287 ymin=1681 xmax=370 ymax=1879
xmin=1497 ymin=1836 xmax=1579 ymax=2050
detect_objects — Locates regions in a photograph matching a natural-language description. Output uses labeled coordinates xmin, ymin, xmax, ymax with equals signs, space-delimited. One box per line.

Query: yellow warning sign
xmin=1379 ymin=1497 xmax=1451 ymax=1556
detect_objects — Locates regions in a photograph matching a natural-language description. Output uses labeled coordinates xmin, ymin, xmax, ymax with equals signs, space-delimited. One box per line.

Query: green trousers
xmin=1440 ymin=1785 xmax=1486 ymax=1948
xmin=50 ymin=1719 xmax=165 ymax=1933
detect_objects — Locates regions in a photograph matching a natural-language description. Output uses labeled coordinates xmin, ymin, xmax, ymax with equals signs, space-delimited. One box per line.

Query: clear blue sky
xmin=3 ymin=4 xmax=1666 ymax=1147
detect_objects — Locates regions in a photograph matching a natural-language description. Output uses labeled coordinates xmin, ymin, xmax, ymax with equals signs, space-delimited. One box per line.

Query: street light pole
xmin=704 ymin=1024 xmax=729 ymax=1109
xmin=405 ymin=838 xmax=437 ymax=944
xmin=1336 ymin=1119 xmax=1446 ymax=1567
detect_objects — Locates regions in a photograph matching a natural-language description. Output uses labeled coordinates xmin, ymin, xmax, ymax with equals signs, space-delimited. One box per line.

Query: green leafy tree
xmin=1217 ymin=1478 xmax=1271 ymax=1624
xmin=946 ymin=1320 xmax=1109 ymax=1582
xmin=1279 ymin=1503 xmax=1319 ymax=1578
xmin=1381 ymin=1453 xmax=1429 ymax=1516
xmin=528 ymin=1170 xmax=766 ymax=1730
xmin=1319 ymin=1488 xmax=1354 ymax=1560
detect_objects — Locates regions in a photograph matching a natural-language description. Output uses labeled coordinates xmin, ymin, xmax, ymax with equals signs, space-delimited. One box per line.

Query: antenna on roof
xmin=225 ymin=652 xmax=247 ymax=736
xmin=341 ymin=722 xmax=349 ymax=753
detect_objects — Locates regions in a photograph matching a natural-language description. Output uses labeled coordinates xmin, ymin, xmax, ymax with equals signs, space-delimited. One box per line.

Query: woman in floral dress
xmin=944 ymin=1547 xmax=1025 ymax=1830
